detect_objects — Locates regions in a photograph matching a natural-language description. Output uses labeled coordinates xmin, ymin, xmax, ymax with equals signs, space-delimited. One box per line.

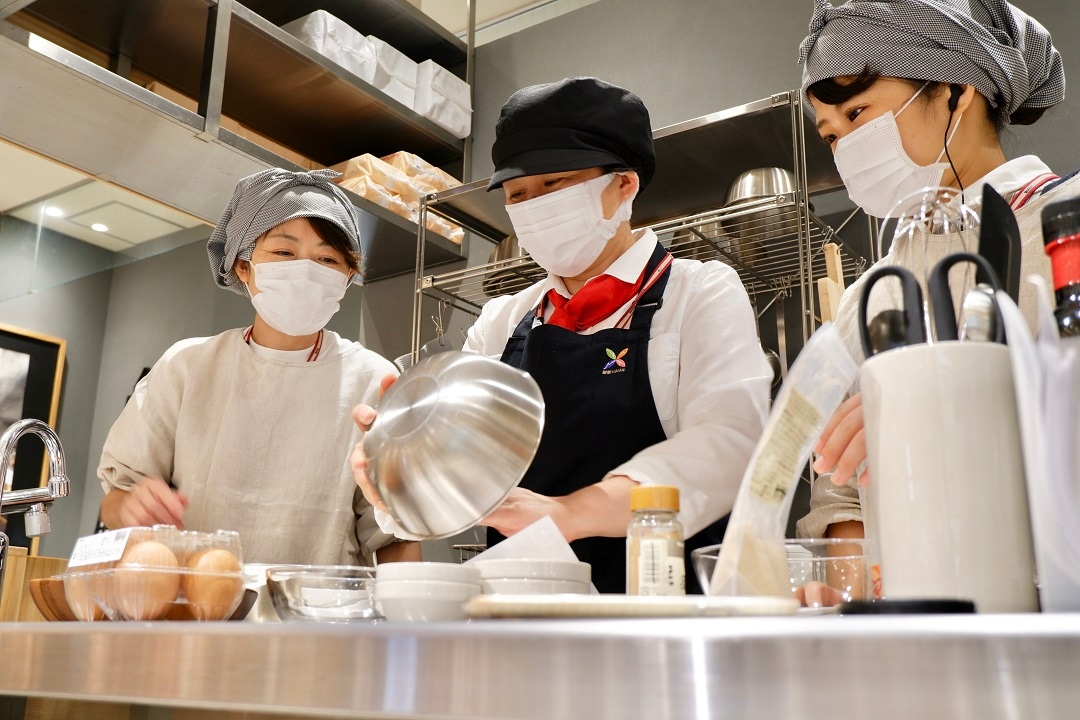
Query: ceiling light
xmin=91 ymin=223 xmax=109 ymax=232
xmin=43 ymin=206 xmax=63 ymax=217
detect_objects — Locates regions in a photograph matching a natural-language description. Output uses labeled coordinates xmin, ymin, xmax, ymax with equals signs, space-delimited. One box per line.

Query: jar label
xmin=636 ymin=538 xmax=685 ymax=595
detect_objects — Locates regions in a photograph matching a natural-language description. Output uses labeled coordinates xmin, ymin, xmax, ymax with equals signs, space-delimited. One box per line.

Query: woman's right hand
xmin=812 ymin=393 xmax=870 ymax=487
xmin=116 ymin=477 xmax=188 ymax=529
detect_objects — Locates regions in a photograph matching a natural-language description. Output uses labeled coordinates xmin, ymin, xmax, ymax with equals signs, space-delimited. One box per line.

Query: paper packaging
xmin=415 ymin=60 xmax=472 ymax=139
xmin=281 ymin=10 xmax=376 ymax=84
xmin=368 ymin=35 xmax=418 ymax=109
xmin=332 ymin=154 xmax=421 ymax=205
xmin=381 ymin=151 xmax=461 ymax=193
xmin=337 ymin=175 xmax=414 ymax=221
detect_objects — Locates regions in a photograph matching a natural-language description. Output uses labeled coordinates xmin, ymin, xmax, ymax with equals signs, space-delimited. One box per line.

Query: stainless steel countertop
xmin=0 ymin=615 xmax=1078 ymax=719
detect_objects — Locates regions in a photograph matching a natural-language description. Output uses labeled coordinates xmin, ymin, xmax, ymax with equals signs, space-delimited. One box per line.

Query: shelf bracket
xmin=197 ymin=0 xmax=233 ymax=140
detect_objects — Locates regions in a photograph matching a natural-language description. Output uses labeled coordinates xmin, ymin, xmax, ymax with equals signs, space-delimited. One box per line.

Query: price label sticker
xmin=68 ymin=528 xmax=132 ymax=568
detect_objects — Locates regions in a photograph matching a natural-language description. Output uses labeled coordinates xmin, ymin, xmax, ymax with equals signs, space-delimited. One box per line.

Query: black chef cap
xmin=487 ymin=77 xmax=656 ymax=191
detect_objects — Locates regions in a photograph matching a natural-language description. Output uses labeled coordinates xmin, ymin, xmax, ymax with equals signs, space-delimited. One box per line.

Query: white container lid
xmin=375 ymin=561 xmax=481 ymax=584
xmin=472 ymin=559 xmax=591 ymax=583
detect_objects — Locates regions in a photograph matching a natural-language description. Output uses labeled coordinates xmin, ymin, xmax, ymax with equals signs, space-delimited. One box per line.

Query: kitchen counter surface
xmin=0 ymin=613 xmax=1078 ymax=719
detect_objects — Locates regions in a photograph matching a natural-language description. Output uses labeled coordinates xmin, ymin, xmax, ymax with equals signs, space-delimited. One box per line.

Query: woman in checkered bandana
xmin=795 ymin=0 xmax=1080 ymax=544
xmin=97 ymin=169 xmax=419 ymax=566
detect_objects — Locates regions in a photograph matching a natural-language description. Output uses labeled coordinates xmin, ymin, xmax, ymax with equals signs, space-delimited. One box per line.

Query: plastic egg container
xmin=60 ymin=526 xmax=245 ymax=622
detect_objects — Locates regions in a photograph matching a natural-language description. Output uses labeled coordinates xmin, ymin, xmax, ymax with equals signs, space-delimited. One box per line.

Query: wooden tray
xmin=29 ymin=578 xmax=258 ymax=622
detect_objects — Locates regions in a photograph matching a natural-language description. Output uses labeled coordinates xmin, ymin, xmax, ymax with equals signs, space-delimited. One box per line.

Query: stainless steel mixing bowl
xmin=362 ymin=351 xmax=545 ymax=539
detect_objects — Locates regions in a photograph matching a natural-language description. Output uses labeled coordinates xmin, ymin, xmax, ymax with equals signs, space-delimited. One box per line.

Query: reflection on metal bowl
xmin=363 ymin=351 xmax=545 ymax=539
xmin=715 ymin=167 xmax=799 ymax=268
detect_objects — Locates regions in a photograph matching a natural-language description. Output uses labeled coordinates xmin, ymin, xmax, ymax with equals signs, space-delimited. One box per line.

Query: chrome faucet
xmin=0 ymin=419 xmax=69 ymax=600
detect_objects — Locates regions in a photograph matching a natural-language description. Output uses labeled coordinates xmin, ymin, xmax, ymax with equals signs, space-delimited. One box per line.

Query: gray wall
xmin=0 ymin=268 xmax=111 ymax=557
xmin=470 ymin=0 xmax=1080 ymax=179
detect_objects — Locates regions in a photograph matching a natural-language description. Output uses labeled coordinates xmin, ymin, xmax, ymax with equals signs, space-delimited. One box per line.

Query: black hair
xmin=308 ymin=216 xmax=362 ymax=275
xmin=806 ymin=67 xmax=1021 ymax=127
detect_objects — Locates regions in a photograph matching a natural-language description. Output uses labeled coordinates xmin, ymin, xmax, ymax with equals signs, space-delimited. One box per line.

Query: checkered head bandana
xmin=798 ymin=0 xmax=1064 ymax=126
xmin=207 ymin=168 xmax=362 ymax=294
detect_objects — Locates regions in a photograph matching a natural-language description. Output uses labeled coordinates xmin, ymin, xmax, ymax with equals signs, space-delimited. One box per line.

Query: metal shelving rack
xmin=411 ymin=91 xmax=872 ymax=371
xmin=0 ymin=0 xmax=474 ymax=280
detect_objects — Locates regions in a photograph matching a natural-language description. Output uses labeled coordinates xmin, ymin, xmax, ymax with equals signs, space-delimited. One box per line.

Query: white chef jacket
xmin=797 ymin=157 xmax=1080 ymax=538
xmin=99 ymin=329 xmax=399 ymax=565
xmin=460 ymin=229 xmax=772 ymax=536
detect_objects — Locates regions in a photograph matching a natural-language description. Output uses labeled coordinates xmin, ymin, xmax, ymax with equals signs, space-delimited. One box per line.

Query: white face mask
xmin=505 ymin=173 xmax=636 ymax=277
xmin=833 ymin=83 xmax=963 ymax=218
xmin=247 ymin=259 xmax=349 ymax=337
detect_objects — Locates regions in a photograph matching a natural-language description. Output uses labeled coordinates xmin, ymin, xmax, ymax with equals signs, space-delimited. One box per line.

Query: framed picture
xmin=0 ymin=322 xmax=66 ymax=551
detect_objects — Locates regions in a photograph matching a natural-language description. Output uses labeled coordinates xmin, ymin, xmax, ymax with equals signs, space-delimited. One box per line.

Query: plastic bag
xmin=710 ymin=323 xmax=858 ymax=596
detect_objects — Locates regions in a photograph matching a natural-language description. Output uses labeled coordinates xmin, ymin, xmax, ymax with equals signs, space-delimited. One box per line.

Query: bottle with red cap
xmin=1042 ymin=196 xmax=1080 ymax=337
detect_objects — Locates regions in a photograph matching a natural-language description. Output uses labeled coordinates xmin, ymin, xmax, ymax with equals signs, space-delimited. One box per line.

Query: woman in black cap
xmin=355 ymin=77 xmax=771 ymax=593
xmin=794 ymin=0 xmax=1077 ymax=544
xmin=98 ymin=168 xmax=418 ymax=566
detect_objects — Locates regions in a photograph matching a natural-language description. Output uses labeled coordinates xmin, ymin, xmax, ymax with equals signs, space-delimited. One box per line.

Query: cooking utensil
xmin=363 ymin=351 xmax=545 ymax=539
xmin=858 ymin=266 xmax=927 ymax=358
xmin=867 ymin=310 xmax=909 ymax=355
xmin=978 ymin=184 xmax=1022 ymax=302
xmin=717 ymin=167 xmax=798 ymax=268
xmin=958 ymin=284 xmax=999 ymax=342
xmin=926 ymin=251 xmax=1004 ymax=343
xmin=482 ymin=235 xmax=545 ymax=297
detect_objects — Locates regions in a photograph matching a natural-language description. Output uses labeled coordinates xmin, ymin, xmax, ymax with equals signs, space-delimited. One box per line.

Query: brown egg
xmin=181 ymin=548 xmax=242 ymax=621
xmin=113 ymin=541 xmax=181 ymax=620
xmin=63 ymin=563 xmax=107 ymax=622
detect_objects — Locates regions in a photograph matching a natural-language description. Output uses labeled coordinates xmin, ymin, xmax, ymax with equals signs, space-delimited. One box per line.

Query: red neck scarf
xmin=545 ymin=268 xmax=646 ymax=332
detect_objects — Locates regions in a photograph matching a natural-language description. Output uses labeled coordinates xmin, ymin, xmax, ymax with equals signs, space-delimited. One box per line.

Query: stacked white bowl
xmin=374 ymin=562 xmax=481 ymax=621
xmin=473 ymin=559 xmax=591 ymax=595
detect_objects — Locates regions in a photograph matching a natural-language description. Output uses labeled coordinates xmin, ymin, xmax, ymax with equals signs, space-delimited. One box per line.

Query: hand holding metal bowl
xmin=361 ymin=351 xmax=545 ymax=539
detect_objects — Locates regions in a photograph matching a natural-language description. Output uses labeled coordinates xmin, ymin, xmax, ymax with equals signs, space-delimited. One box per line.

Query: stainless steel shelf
xmin=243 ymin=0 xmax=467 ymax=71
xmin=636 ymin=92 xmax=843 ymax=226
xmin=422 ymin=197 xmax=865 ymax=315
xmin=0 ymin=615 xmax=1078 ymax=719
xmin=426 ymin=178 xmax=512 ymax=243
xmin=0 ymin=25 xmax=463 ymax=281
xmin=17 ymin=0 xmax=465 ymax=167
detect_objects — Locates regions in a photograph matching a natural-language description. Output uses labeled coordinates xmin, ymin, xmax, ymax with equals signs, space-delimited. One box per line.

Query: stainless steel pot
xmin=362 ymin=351 xmax=545 ymax=539
xmin=482 ymin=235 xmax=545 ymax=297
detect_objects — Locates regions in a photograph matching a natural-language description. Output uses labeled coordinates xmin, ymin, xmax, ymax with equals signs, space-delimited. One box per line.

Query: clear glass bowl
xmin=265 ymin=565 xmax=380 ymax=623
xmin=692 ymin=538 xmax=869 ymax=607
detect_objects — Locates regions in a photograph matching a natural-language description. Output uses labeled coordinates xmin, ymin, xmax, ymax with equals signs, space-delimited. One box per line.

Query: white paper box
xmin=368 ymin=35 xmax=418 ymax=108
xmin=415 ymin=60 xmax=472 ymax=139
xmin=281 ymin=11 xmax=376 ymax=84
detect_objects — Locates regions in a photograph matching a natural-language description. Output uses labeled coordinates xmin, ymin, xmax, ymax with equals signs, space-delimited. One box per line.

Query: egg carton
xmin=59 ymin=525 xmax=245 ymax=622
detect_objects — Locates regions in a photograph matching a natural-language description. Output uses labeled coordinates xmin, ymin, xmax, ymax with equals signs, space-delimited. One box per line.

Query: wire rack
xmin=421 ymin=194 xmax=868 ymax=317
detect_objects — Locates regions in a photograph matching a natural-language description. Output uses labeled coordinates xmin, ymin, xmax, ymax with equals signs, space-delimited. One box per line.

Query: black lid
xmin=1041 ymin=196 xmax=1080 ymax=246
xmin=838 ymin=599 xmax=977 ymax=615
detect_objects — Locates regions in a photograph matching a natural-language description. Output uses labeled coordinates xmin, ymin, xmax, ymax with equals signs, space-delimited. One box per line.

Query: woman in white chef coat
xmin=795 ymin=0 xmax=1077 ymax=541
xmin=99 ymin=168 xmax=418 ymax=566
xmin=354 ymin=78 xmax=772 ymax=593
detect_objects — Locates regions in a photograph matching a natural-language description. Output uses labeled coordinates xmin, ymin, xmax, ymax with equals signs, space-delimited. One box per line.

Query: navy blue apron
xmin=491 ymin=242 xmax=728 ymax=593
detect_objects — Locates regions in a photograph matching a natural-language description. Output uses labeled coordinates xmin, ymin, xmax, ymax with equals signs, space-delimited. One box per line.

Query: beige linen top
xmin=797 ymin=161 xmax=1080 ymax=538
xmin=99 ymin=329 xmax=398 ymax=565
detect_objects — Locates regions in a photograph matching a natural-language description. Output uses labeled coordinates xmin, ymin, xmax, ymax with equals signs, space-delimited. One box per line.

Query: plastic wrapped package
xmin=338 ymin=176 xmax=414 ymax=221
xmin=281 ymin=10 xmax=376 ymax=84
xmin=424 ymin=213 xmax=465 ymax=245
xmin=368 ymin=35 xmax=418 ymax=109
xmin=332 ymin=154 xmax=422 ymax=205
xmin=380 ymin=151 xmax=461 ymax=192
xmin=415 ymin=60 xmax=472 ymax=139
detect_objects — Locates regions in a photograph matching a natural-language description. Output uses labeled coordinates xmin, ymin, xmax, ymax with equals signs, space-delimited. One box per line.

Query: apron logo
xmin=602 ymin=347 xmax=628 ymax=375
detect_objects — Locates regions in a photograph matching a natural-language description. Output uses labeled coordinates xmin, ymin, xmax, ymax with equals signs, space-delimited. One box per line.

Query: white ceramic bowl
xmin=480 ymin=577 xmax=590 ymax=595
xmin=375 ymin=561 xmax=481 ymax=584
xmin=472 ymin=559 xmax=591 ymax=583
xmin=375 ymin=579 xmax=480 ymax=622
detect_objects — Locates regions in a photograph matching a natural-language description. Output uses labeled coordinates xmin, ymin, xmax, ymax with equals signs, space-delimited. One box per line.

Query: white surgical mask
xmin=247 ymin=259 xmax=349 ymax=336
xmin=505 ymin=173 xmax=636 ymax=277
xmin=834 ymin=83 xmax=963 ymax=218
